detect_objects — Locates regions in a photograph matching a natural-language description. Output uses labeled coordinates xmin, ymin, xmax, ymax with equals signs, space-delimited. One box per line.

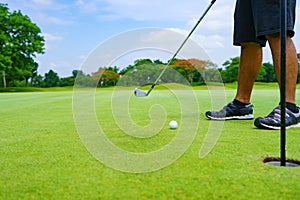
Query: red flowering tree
xmin=92 ymin=69 xmax=120 ymax=87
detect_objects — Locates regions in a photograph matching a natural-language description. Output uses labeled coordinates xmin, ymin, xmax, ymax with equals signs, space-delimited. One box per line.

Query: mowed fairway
xmin=0 ymin=87 xmax=300 ymax=199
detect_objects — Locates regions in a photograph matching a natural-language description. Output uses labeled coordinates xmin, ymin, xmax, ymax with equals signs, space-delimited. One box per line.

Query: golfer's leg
xmin=266 ymin=34 xmax=298 ymax=104
xmin=235 ymin=42 xmax=263 ymax=104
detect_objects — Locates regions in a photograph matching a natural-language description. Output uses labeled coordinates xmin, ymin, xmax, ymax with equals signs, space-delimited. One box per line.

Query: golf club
xmin=134 ymin=0 xmax=216 ymax=97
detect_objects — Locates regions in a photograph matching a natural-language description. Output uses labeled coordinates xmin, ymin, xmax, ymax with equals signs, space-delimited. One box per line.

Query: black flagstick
xmin=280 ymin=0 xmax=287 ymax=167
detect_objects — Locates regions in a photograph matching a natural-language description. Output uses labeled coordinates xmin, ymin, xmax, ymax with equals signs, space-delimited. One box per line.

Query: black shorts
xmin=234 ymin=0 xmax=296 ymax=47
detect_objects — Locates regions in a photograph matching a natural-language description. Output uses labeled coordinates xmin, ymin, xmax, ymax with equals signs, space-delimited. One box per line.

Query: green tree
xmin=43 ymin=70 xmax=60 ymax=87
xmin=0 ymin=4 xmax=12 ymax=87
xmin=107 ymin=66 xmax=119 ymax=74
xmin=119 ymin=59 xmax=154 ymax=75
xmin=0 ymin=3 xmax=44 ymax=87
xmin=31 ymin=74 xmax=43 ymax=87
xmin=154 ymin=59 xmax=164 ymax=65
xmin=60 ymin=76 xmax=75 ymax=87
xmin=220 ymin=57 xmax=240 ymax=83
xmin=134 ymin=59 xmax=153 ymax=66
xmin=255 ymin=64 xmax=266 ymax=82
xmin=59 ymin=69 xmax=83 ymax=87
xmin=119 ymin=64 xmax=134 ymax=75
xmin=118 ymin=59 xmax=158 ymax=86
xmin=202 ymin=61 xmax=222 ymax=83
xmin=262 ymin=62 xmax=276 ymax=82
xmin=74 ymin=72 xmax=94 ymax=87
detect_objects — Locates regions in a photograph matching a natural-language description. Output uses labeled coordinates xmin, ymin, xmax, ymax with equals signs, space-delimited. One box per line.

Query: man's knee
xmin=266 ymin=33 xmax=294 ymax=44
xmin=240 ymin=42 xmax=261 ymax=49
xmin=265 ymin=33 xmax=280 ymax=41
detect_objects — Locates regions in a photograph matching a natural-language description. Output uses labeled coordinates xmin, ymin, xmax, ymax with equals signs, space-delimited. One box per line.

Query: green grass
xmin=0 ymin=86 xmax=74 ymax=93
xmin=0 ymin=85 xmax=300 ymax=199
xmin=0 ymin=82 xmax=284 ymax=93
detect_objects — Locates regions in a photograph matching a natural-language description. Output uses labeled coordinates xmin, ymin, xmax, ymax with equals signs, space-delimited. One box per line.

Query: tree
xmin=170 ymin=59 xmax=198 ymax=84
xmin=43 ymin=70 xmax=60 ymax=87
xmin=202 ymin=61 xmax=222 ymax=83
xmin=59 ymin=69 xmax=83 ymax=87
xmin=261 ymin=62 xmax=276 ymax=82
xmin=118 ymin=59 xmax=158 ymax=86
xmin=0 ymin=3 xmax=44 ymax=87
xmin=255 ymin=64 xmax=267 ymax=82
xmin=119 ymin=64 xmax=134 ymax=75
xmin=119 ymin=59 xmax=154 ymax=75
xmin=31 ymin=74 xmax=43 ymax=87
xmin=60 ymin=76 xmax=75 ymax=87
xmin=0 ymin=4 xmax=12 ymax=87
xmin=107 ymin=66 xmax=119 ymax=74
xmin=8 ymin=55 xmax=38 ymax=86
xmin=73 ymin=71 xmax=94 ymax=87
xmin=154 ymin=59 xmax=164 ymax=64
xmin=134 ymin=59 xmax=153 ymax=66
xmin=220 ymin=57 xmax=240 ymax=83
xmin=92 ymin=68 xmax=120 ymax=87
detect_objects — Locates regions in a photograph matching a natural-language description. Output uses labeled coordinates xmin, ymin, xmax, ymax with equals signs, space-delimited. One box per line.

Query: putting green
xmin=0 ymin=88 xmax=299 ymax=199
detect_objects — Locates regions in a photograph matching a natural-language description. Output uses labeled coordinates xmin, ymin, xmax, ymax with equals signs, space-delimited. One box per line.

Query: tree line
xmin=1 ymin=3 xmax=300 ymax=88
xmin=220 ymin=54 xmax=300 ymax=83
xmin=2 ymin=55 xmax=299 ymax=88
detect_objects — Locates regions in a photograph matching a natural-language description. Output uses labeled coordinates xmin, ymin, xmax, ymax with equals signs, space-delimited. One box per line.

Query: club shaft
xmin=146 ymin=0 xmax=216 ymax=96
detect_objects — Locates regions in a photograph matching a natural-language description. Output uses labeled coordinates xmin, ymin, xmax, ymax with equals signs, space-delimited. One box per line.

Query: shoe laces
xmin=220 ymin=102 xmax=233 ymax=112
xmin=266 ymin=106 xmax=293 ymax=122
xmin=266 ymin=107 xmax=281 ymax=121
xmin=220 ymin=102 xmax=236 ymax=114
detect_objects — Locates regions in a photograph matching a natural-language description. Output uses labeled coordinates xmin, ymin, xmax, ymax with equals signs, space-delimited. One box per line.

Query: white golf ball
xmin=169 ymin=120 xmax=178 ymax=129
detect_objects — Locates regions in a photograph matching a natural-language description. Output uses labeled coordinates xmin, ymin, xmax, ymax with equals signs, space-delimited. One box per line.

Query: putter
xmin=134 ymin=0 xmax=217 ymax=97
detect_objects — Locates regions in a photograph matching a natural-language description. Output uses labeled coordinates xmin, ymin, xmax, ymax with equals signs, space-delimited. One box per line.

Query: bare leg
xmin=235 ymin=42 xmax=263 ymax=103
xmin=266 ymin=34 xmax=298 ymax=104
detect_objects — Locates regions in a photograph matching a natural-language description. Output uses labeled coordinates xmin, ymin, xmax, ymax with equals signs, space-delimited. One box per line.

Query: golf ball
xmin=169 ymin=120 xmax=178 ymax=129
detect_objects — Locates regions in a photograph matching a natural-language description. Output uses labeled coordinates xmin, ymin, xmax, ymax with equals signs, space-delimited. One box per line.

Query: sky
xmin=1 ymin=0 xmax=300 ymax=77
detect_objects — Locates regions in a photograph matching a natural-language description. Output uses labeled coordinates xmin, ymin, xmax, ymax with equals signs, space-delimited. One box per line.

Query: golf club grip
xmin=151 ymin=0 xmax=216 ymax=87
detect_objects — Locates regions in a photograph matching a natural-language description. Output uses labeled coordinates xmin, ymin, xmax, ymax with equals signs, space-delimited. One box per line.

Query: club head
xmin=134 ymin=88 xmax=148 ymax=97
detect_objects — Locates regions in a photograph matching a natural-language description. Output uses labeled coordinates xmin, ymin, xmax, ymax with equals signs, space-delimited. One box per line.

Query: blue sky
xmin=1 ymin=0 xmax=300 ymax=77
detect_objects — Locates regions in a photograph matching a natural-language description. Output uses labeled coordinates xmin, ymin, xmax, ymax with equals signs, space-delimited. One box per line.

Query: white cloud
xmin=198 ymin=5 xmax=234 ymax=32
xmin=78 ymin=55 xmax=87 ymax=60
xmin=75 ymin=0 xmax=99 ymax=13
xmin=42 ymin=33 xmax=63 ymax=41
xmin=35 ymin=13 xmax=74 ymax=25
xmin=32 ymin=0 xmax=52 ymax=6
xmin=41 ymin=33 xmax=63 ymax=52
xmin=100 ymin=0 xmax=212 ymax=21
xmin=166 ymin=28 xmax=225 ymax=49
xmin=40 ymin=61 xmax=75 ymax=77
xmin=165 ymin=27 xmax=228 ymax=65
